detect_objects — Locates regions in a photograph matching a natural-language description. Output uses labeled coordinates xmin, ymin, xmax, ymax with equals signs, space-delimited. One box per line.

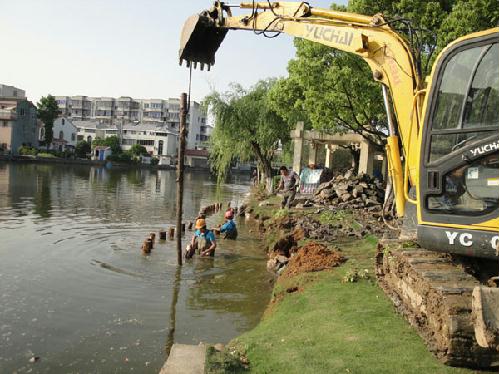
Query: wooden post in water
xmin=175 ymin=93 xmax=188 ymax=266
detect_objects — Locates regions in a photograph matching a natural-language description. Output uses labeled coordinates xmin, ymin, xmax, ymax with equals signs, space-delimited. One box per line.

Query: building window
xmin=137 ymin=139 xmax=154 ymax=146
xmin=19 ymin=108 xmax=25 ymax=116
xmin=62 ymin=118 xmax=65 ymax=125
xmin=59 ymin=131 xmax=64 ymax=140
xmin=71 ymin=133 xmax=76 ymax=141
xmin=2 ymin=121 xmax=7 ymax=127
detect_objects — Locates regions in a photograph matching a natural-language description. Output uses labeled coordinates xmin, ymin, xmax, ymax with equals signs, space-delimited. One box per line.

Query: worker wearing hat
xmin=219 ymin=209 xmax=237 ymax=239
xmin=185 ymin=218 xmax=217 ymax=259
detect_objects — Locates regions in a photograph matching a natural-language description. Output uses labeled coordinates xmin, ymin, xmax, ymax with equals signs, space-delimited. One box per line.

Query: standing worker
xmin=219 ymin=210 xmax=238 ymax=239
xmin=185 ymin=219 xmax=217 ymax=259
xmin=278 ymin=166 xmax=298 ymax=209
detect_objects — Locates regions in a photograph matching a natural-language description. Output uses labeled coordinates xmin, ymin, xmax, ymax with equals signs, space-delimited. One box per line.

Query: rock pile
xmin=313 ymin=170 xmax=384 ymax=211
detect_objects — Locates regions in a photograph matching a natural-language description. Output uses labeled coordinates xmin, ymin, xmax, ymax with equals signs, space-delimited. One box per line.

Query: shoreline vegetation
xmin=205 ymin=189 xmax=476 ymax=374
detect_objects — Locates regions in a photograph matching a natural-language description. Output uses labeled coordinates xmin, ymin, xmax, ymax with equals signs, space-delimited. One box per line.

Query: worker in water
xmin=220 ymin=210 xmax=238 ymax=239
xmin=278 ymin=165 xmax=298 ymax=209
xmin=185 ymin=218 xmax=217 ymax=259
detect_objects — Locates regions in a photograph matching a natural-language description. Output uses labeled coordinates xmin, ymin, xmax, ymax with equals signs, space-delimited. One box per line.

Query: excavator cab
xmin=418 ymin=36 xmax=499 ymax=260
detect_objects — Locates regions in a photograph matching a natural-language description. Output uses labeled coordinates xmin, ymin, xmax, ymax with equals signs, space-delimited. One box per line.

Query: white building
xmin=55 ymin=95 xmax=208 ymax=150
xmin=121 ymin=123 xmax=177 ymax=160
xmin=40 ymin=117 xmax=78 ymax=151
xmin=74 ymin=120 xmax=178 ymax=162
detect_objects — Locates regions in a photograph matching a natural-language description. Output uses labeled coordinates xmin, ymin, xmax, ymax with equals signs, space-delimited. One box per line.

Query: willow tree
xmin=205 ymin=79 xmax=291 ymax=190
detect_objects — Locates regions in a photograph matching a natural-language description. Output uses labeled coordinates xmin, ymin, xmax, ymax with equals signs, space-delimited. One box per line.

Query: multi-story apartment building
xmin=55 ymin=95 xmax=208 ymax=150
xmin=0 ymin=84 xmax=26 ymax=99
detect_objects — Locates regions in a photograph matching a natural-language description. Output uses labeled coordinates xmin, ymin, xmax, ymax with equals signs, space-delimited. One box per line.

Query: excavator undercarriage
xmin=376 ymin=241 xmax=499 ymax=368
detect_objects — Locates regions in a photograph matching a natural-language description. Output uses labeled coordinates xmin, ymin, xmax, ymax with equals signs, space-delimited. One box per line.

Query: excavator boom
xmin=180 ymin=1 xmax=423 ymax=217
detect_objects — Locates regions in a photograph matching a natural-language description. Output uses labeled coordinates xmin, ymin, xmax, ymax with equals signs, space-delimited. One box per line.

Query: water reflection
xmin=0 ymin=162 xmax=271 ymax=373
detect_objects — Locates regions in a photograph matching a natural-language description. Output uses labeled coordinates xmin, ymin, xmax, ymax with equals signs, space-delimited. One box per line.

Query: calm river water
xmin=0 ymin=162 xmax=273 ymax=373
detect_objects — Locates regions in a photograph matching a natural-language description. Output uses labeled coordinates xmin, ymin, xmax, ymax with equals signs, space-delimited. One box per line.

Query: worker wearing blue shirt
xmin=185 ymin=218 xmax=217 ymax=259
xmin=220 ymin=210 xmax=238 ymax=239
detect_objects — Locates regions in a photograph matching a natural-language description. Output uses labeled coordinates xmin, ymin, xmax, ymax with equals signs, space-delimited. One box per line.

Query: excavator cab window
xmin=423 ymin=40 xmax=499 ymax=222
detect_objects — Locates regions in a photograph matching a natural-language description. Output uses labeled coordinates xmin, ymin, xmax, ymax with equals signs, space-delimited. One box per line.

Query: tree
xmin=37 ymin=95 xmax=59 ymax=150
xmin=438 ymin=0 xmax=499 ymax=50
xmin=75 ymin=140 xmax=91 ymax=159
xmin=206 ymin=79 xmax=292 ymax=190
xmin=349 ymin=0 xmax=497 ymax=73
xmin=129 ymin=144 xmax=149 ymax=157
xmin=92 ymin=135 xmax=122 ymax=154
xmin=269 ymin=0 xmax=497 ymax=170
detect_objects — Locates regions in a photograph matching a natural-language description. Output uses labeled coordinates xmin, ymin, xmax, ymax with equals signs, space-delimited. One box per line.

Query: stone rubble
xmin=312 ymin=170 xmax=385 ymax=211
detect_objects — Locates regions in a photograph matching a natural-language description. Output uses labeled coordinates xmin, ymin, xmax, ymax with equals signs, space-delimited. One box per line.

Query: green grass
xmin=221 ymin=237 xmax=476 ymax=374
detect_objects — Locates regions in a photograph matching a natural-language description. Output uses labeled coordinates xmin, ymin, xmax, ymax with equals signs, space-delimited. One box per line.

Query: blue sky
xmin=0 ymin=0 xmax=347 ymax=104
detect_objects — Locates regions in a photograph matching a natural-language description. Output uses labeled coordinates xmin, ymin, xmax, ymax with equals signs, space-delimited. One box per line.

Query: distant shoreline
xmin=0 ymin=155 xmax=176 ymax=170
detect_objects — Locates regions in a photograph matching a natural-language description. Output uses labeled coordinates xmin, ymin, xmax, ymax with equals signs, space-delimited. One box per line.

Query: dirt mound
xmin=282 ymin=242 xmax=345 ymax=278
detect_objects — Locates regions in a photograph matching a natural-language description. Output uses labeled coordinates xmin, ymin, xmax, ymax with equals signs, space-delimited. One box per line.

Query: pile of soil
xmin=282 ymin=242 xmax=345 ymax=278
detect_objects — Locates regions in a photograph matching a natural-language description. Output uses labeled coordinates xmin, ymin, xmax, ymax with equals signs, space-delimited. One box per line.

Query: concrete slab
xmin=159 ymin=344 xmax=206 ymax=374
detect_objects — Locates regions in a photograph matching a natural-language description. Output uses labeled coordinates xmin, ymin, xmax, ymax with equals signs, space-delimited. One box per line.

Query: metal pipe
xmin=382 ymin=85 xmax=396 ymax=136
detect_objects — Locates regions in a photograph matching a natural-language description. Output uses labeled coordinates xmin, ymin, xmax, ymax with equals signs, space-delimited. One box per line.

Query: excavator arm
xmin=180 ymin=1 xmax=424 ymax=216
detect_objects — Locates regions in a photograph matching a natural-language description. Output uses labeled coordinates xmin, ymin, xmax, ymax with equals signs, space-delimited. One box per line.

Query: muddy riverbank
xmin=205 ymin=190 xmax=476 ymax=374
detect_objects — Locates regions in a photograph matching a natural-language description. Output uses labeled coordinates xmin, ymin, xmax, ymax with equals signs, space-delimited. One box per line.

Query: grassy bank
xmin=206 ymin=195 xmax=477 ymax=373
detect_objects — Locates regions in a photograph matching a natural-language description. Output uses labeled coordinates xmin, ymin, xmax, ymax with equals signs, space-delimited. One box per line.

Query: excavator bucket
xmin=179 ymin=13 xmax=228 ymax=70
xmin=472 ymin=286 xmax=499 ymax=350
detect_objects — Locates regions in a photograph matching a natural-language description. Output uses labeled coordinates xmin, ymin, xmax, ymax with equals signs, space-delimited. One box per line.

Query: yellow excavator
xmin=179 ymin=1 xmax=499 ymax=368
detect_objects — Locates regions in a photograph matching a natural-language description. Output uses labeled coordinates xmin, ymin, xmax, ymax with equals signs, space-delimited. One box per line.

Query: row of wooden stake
xmin=140 ymin=202 xmax=226 ymax=255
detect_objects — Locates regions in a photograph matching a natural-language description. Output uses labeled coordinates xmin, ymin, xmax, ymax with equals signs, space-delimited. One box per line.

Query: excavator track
xmin=376 ymin=242 xmax=499 ymax=368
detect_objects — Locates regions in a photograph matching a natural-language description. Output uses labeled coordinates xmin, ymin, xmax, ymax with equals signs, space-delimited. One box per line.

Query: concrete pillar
xmin=308 ymin=142 xmax=318 ymax=166
xmin=325 ymin=144 xmax=338 ymax=169
xmin=292 ymin=122 xmax=304 ymax=174
xmin=358 ymin=141 xmax=374 ymax=176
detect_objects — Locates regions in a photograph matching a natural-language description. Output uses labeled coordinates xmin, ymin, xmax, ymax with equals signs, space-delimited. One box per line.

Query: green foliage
xmin=271 ymin=39 xmax=387 ymax=150
xmin=273 ymin=208 xmax=289 ymax=220
xmin=129 ymin=144 xmax=148 ymax=156
xmin=206 ymin=79 xmax=292 ymax=185
xmin=438 ymin=0 xmax=499 ymax=50
xmin=270 ymin=0 xmax=498 ymax=152
xmin=92 ymin=136 xmax=122 ymax=154
xmin=37 ymin=95 xmax=59 ymax=148
xmin=349 ymin=0 xmax=498 ymax=72
xmin=18 ymin=146 xmax=38 ymax=156
xmin=37 ymin=152 xmax=58 ymax=159
xmin=150 ymin=157 xmax=159 ymax=166
xmin=106 ymin=152 xmax=132 ymax=163
xmin=75 ymin=140 xmax=91 ymax=159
